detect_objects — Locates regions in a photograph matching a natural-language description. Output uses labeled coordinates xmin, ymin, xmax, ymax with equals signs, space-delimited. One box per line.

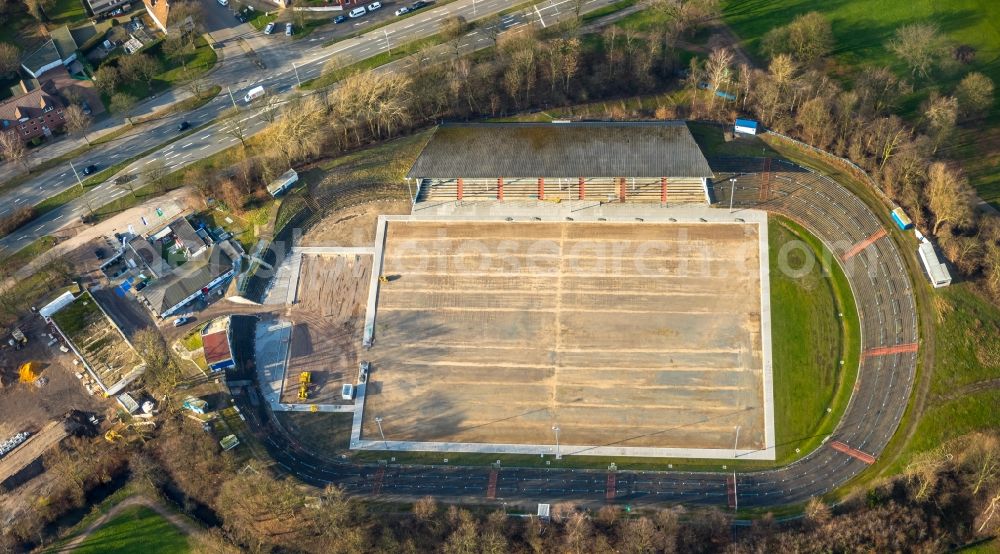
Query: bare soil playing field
xmin=363 ymin=221 xmax=769 ymax=453
xmin=280 ymin=254 xmax=372 ymax=404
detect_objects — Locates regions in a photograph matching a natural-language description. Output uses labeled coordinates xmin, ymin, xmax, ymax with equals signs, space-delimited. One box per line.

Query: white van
xmin=349 ymin=6 xmax=366 ymax=17
xmin=243 ymin=85 xmax=265 ymax=103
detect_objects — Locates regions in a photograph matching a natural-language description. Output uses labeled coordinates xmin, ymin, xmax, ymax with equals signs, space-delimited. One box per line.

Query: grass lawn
xmin=64 ymin=505 xmax=190 ymax=554
xmin=768 ymin=216 xmax=860 ymax=462
xmin=722 ymin=0 xmax=1000 ymax=206
xmin=50 ymin=291 xmax=101 ymax=336
xmin=688 ymin=121 xmax=780 ymax=157
xmin=1 ymin=235 xmax=57 ymax=271
xmin=180 ymin=327 xmax=204 ymax=352
xmin=110 ymin=37 xmax=218 ymax=102
xmin=581 ymin=0 xmax=639 ymax=24
xmin=45 ymin=0 xmax=87 ymax=24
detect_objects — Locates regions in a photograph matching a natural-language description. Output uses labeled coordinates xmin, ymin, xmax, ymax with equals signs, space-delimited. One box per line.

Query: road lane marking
xmin=145 ymin=159 xmax=157 ymax=164
xmin=14 ymin=198 xmax=23 ymax=204
xmin=182 ymin=141 xmax=194 ymax=148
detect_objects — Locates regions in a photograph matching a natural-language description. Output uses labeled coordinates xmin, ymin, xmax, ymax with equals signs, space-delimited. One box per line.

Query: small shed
xmin=267 ymin=169 xmax=299 ymax=197
xmin=734 ymin=118 xmax=759 ymax=135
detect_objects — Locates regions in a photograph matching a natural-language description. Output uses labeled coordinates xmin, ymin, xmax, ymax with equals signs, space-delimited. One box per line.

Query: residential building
xmin=201 ymin=316 xmax=235 ymax=371
xmin=143 ymin=0 xmax=170 ymax=32
xmin=138 ymin=243 xmax=240 ymax=317
xmin=20 ymin=28 xmax=78 ymax=79
xmin=86 ymin=0 xmax=132 ymax=17
xmin=0 ymin=82 xmax=66 ymax=144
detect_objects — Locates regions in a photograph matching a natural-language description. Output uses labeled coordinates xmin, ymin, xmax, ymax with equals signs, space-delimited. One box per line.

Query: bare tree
xmin=63 ymin=104 xmax=92 ymax=146
xmin=955 ymin=72 xmax=994 ymax=120
xmin=888 ymin=23 xmax=944 ymax=78
xmin=145 ymin=159 xmax=170 ymax=194
xmin=704 ymin=47 xmax=734 ymax=109
xmin=110 ymin=92 xmax=138 ymax=125
xmin=923 ymin=93 xmax=958 ymax=152
xmin=442 ymin=15 xmax=469 ymax=56
xmin=92 ymin=66 xmax=121 ymax=95
xmin=0 ymin=131 xmax=28 ymax=172
xmin=926 ymin=162 xmax=975 ymax=235
xmin=0 ymin=43 xmax=20 ymax=76
xmin=761 ymin=11 xmax=833 ymax=64
xmin=118 ymin=53 xmax=161 ymax=91
xmin=651 ymin=0 xmax=720 ymax=41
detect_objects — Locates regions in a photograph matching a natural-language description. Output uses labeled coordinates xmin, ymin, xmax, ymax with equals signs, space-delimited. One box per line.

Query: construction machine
xmin=298 ymin=371 xmax=311 ymax=400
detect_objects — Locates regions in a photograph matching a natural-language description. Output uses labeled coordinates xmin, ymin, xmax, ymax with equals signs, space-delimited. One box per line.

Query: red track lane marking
xmin=605 ymin=472 xmax=616 ymax=502
xmin=841 ymin=228 xmax=887 ymax=261
xmin=830 ymin=441 xmax=877 ymax=464
xmin=726 ymin=474 xmax=736 ymax=509
xmin=372 ymin=466 xmax=386 ymax=495
xmin=487 ymin=469 xmax=498 ymax=499
xmin=863 ymin=342 xmax=919 ymax=358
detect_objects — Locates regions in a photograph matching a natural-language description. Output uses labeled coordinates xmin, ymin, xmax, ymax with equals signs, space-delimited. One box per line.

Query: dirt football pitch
xmin=362 ymin=220 xmax=770 ymax=454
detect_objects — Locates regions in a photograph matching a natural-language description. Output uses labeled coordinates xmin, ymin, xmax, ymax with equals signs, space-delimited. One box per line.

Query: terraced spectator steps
xmin=417 ymin=177 xmax=708 ymax=203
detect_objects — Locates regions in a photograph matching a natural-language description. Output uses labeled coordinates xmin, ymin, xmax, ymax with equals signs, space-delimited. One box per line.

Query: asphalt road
xmin=228 ymin=160 xmax=919 ymax=509
xmin=0 ymin=0 xmax=606 ymax=255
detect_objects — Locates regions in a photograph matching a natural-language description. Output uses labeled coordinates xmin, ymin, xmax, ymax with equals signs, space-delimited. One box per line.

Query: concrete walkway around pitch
xmin=265 ymin=246 xmax=375 ymax=306
xmin=254 ymin=317 xmax=356 ymax=413
xmin=255 ymin=318 xmax=292 ymax=409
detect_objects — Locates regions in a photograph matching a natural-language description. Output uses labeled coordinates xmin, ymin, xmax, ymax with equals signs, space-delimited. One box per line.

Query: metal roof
xmin=406 ymin=121 xmax=714 ymax=179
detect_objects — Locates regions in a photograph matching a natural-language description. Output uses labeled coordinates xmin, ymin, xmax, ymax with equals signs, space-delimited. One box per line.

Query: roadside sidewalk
xmin=0 ymin=32 xmax=227 ymax=184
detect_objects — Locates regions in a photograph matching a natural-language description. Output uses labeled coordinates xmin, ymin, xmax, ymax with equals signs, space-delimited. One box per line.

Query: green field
xmin=723 ymin=0 xmax=1000 ymax=206
xmin=768 ymin=216 xmax=860 ymax=462
xmin=46 ymin=0 xmax=87 ymax=24
xmin=65 ymin=506 xmax=190 ymax=554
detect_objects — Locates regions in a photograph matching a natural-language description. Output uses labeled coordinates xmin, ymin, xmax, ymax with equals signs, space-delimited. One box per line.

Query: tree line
xmin=3 ymin=422 xmax=996 ymax=553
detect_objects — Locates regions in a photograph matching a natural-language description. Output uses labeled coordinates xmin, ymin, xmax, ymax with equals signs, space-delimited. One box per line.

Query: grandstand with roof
xmin=407 ymin=121 xmax=715 ymax=204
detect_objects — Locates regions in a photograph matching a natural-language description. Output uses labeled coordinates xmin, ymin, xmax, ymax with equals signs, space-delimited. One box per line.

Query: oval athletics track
xmin=239 ymin=158 xmax=920 ymax=508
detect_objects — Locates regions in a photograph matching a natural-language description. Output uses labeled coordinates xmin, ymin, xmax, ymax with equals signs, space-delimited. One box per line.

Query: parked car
xmin=264 ymin=21 xmax=275 ymax=34
xmin=367 ymin=1 xmax=382 ymax=11
xmin=285 ymin=22 xmax=293 ymax=36
xmin=94 ymin=248 xmax=106 ymax=260
xmin=348 ymin=6 xmax=366 ymax=17
xmin=333 ymin=14 xmax=347 ymax=23
xmin=173 ymin=316 xmax=191 ymax=327
xmin=394 ymin=6 xmax=409 ymax=15
xmin=81 ymin=101 xmax=92 ymax=115
xmin=109 ymin=7 xmax=124 ymax=16
xmin=236 ymin=12 xmax=246 ymax=22
xmin=134 ymin=280 xmax=148 ymax=292
xmin=177 ymin=120 xmax=190 ymax=131
xmin=218 ymin=0 xmax=228 ymax=5
xmin=411 ymin=0 xmax=429 ymax=9
xmin=82 ymin=164 xmax=98 ymax=175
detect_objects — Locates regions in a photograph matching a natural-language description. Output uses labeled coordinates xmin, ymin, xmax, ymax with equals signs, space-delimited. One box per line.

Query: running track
xmin=234 ymin=157 xmax=919 ymax=508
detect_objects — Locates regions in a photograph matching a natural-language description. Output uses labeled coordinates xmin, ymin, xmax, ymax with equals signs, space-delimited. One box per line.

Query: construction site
xmin=46 ymin=292 xmax=145 ymax=395
xmin=276 ymin=250 xmax=373 ymax=405
xmin=357 ymin=216 xmax=775 ymax=458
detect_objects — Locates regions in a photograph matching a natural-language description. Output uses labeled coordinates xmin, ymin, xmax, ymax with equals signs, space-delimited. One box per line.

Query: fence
xmin=763 ymin=130 xmax=894 ymax=208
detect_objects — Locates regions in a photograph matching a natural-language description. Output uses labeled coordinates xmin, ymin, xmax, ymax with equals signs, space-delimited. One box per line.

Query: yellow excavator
xmin=298 ymin=371 xmax=311 ymax=401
